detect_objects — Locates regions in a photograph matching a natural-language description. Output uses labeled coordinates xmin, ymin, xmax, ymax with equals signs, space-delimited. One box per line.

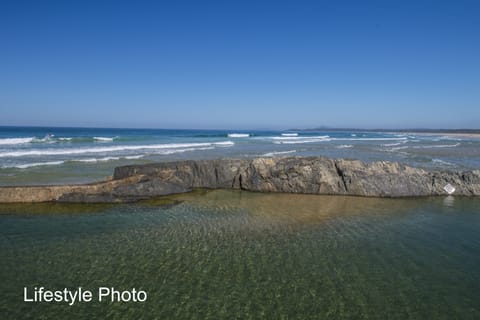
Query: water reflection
xmin=174 ymin=190 xmax=423 ymax=226
xmin=443 ymin=195 xmax=455 ymax=208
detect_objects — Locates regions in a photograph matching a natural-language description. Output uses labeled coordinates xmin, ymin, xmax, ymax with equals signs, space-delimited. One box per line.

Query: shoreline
xmin=291 ymin=128 xmax=480 ymax=139
xmin=0 ymin=156 xmax=479 ymax=203
xmin=405 ymin=131 xmax=480 ymax=139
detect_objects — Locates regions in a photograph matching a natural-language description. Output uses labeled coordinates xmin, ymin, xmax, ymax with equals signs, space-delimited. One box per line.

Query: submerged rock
xmin=1 ymin=157 xmax=479 ymax=203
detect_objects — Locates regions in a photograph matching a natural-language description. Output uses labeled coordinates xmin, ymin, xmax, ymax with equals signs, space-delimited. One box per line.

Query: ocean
xmin=1 ymin=126 xmax=479 ymax=186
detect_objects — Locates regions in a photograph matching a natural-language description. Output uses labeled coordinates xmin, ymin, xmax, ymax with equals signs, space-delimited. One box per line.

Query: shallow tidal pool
xmin=1 ymin=190 xmax=480 ymax=319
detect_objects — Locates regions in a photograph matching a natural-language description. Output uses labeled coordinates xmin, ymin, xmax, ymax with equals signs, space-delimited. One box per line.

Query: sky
xmin=0 ymin=0 xmax=479 ymax=130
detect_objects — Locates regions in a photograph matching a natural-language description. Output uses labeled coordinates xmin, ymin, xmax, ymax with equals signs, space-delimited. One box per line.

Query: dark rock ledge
xmin=1 ymin=157 xmax=479 ymax=203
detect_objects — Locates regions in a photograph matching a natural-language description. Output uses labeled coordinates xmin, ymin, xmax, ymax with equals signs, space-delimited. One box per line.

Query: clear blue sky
xmin=1 ymin=0 xmax=479 ymax=129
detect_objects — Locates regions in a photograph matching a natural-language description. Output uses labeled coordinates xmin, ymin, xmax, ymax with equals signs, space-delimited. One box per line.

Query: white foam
xmin=390 ymin=146 xmax=409 ymax=151
xmin=274 ymin=140 xmax=331 ymax=144
xmin=438 ymin=135 xmax=462 ymax=141
xmin=272 ymin=135 xmax=329 ymax=140
xmin=333 ymin=137 xmax=408 ymax=141
xmin=432 ymin=159 xmax=455 ymax=166
xmin=0 ymin=137 xmax=35 ymax=145
xmin=274 ymin=140 xmax=330 ymax=144
xmin=125 ymin=155 xmax=145 ymax=159
xmin=412 ymin=143 xmax=460 ymax=149
xmin=156 ymin=146 xmax=216 ymax=155
xmin=336 ymin=145 xmax=353 ymax=149
xmin=5 ymin=161 xmax=65 ymax=169
xmin=0 ymin=141 xmax=234 ymax=157
xmin=281 ymin=133 xmax=298 ymax=137
xmin=58 ymin=137 xmax=73 ymax=141
xmin=263 ymin=150 xmax=297 ymax=156
xmin=227 ymin=133 xmax=250 ymax=138
xmin=94 ymin=136 xmax=115 ymax=142
xmin=382 ymin=140 xmax=408 ymax=147
xmin=75 ymin=158 xmax=112 ymax=163
xmin=30 ymin=134 xmax=56 ymax=144
xmin=272 ymin=135 xmax=331 ymax=144
xmin=74 ymin=155 xmax=145 ymax=163
xmin=427 ymin=135 xmax=463 ymax=142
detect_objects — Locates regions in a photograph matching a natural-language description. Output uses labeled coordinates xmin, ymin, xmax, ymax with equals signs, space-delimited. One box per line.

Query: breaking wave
xmin=272 ymin=135 xmax=331 ymax=144
xmin=0 ymin=137 xmax=35 ymax=145
xmin=411 ymin=143 xmax=460 ymax=149
xmin=5 ymin=161 xmax=66 ymax=169
xmin=0 ymin=141 xmax=235 ymax=157
xmin=262 ymin=150 xmax=297 ymax=156
xmin=227 ymin=133 xmax=250 ymax=138
xmin=93 ymin=136 xmax=116 ymax=142
xmin=333 ymin=137 xmax=408 ymax=141
xmin=382 ymin=140 xmax=408 ymax=147
xmin=432 ymin=158 xmax=455 ymax=166
xmin=74 ymin=155 xmax=145 ymax=163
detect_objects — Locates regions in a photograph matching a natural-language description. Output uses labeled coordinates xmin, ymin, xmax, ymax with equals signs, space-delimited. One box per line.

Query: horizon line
xmin=0 ymin=124 xmax=479 ymax=133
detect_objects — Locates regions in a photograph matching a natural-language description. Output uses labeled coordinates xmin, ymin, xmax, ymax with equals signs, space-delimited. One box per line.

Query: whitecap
xmin=0 ymin=141 xmax=235 ymax=157
xmin=32 ymin=134 xmax=57 ymax=143
xmin=336 ymin=145 xmax=353 ymax=149
xmin=437 ymin=135 xmax=462 ymax=141
xmin=73 ymin=155 xmax=145 ymax=163
xmin=156 ymin=146 xmax=216 ymax=155
xmin=125 ymin=155 xmax=145 ymax=159
xmin=274 ymin=140 xmax=331 ymax=145
xmin=263 ymin=150 xmax=297 ymax=156
xmin=382 ymin=140 xmax=408 ymax=147
xmin=227 ymin=133 xmax=250 ymax=138
xmin=412 ymin=143 xmax=460 ymax=149
xmin=432 ymin=159 xmax=455 ymax=166
xmin=273 ymin=136 xmax=331 ymax=144
xmin=390 ymin=146 xmax=409 ymax=151
xmin=333 ymin=137 xmax=408 ymax=141
xmin=0 ymin=137 xmax=35 ymax=145
xmin=281 ymin=133 xmax=298 ymax=137
xmin=94 ymin=136 xmax=115 ymax=142
xmin=272 ymin=135 xmax=330 ymax=140
xmin=4 ymin=161 xmax=65 ymax=169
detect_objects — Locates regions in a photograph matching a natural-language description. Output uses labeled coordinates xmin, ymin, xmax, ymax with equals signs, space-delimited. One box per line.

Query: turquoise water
xmin=1 ymin=126 xmax=479 ymax=185
xmin=1 ymin=190 xmax=480 ymax=319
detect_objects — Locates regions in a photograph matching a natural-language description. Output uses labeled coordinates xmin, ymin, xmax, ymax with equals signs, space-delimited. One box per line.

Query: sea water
xmin=1 ymin=191 xmax=480 ymax=319
xmin=1 ymin=126 xmax=479 ymax=186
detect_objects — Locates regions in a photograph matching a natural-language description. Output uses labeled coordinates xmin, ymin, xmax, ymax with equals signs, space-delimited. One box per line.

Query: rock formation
xmin=1 ymin=157 xmax=479 ymax=203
